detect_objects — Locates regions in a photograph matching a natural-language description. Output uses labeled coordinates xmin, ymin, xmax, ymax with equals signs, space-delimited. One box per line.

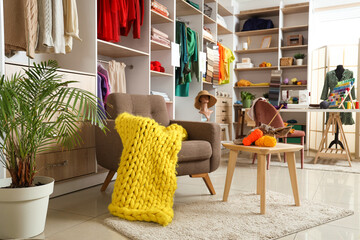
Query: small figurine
xmin=194 ymin=90 xmax=217 ymax=121
xmin=283 ymin=78 xmax=289 ymax=85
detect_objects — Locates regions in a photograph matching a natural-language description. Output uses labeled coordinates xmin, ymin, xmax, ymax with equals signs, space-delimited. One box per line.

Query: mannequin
xmin=194 ymin=90 xmax=217 ymax=122
xmin=321 ymin=65 xmax=356 ymax=149
xmin=335 ymin=65 xmax=344 ymax=81
xmin=199 ymin=95 xmax=213 ymax=121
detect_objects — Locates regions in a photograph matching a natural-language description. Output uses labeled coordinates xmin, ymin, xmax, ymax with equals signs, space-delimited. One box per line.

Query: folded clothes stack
xmin=151 ymin=27 xmax=170 ymax=47
xmin=217 ymin=14 xmax=228 ymax=29
xmin=203 ymin=26 xmax=214 ymax=42
xmin=151 ymin=0 xmax=169 ymax=18
xmin=151 ymin=90 xmax=171 ymax=102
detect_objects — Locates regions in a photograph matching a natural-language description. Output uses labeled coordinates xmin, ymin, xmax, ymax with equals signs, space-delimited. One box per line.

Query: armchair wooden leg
xmin=100 ymin=170 xmax=116 ymax=192
xmin=190 ymin=173 xmax=216 ymax=195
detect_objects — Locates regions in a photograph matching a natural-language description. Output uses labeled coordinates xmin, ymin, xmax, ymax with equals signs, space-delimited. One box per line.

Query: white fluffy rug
xmin=241 ymin=156 xmax=360 ymax=174
xmin=104 ymin=191 xmax=352 ymax=240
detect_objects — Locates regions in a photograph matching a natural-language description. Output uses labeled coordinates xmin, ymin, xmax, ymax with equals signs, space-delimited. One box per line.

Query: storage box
xmin=287 ymin=34 xmax=304 ymax=46
xmin=242 ymin=58 xmax=251 ymax=63
xmin=280 ymin=57 xmax=293 ymax=66
xmin=236 ymin=62 xmax=254 ymax=68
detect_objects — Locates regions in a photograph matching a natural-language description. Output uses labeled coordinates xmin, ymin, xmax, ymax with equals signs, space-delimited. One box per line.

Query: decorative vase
xmin=0 ymin=176 xmax=54 ymax=239
xmin=296 ymin=59 xmax=303 ymax=65
xmin=243 ymin=99 xmax=252 ymax=108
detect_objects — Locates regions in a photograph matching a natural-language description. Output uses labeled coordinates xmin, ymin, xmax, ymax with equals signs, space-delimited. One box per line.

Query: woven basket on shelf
xmin=280 ymin=57 xmax=293 ymax=66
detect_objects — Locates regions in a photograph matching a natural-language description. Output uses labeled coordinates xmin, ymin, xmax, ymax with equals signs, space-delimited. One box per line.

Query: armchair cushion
xmin=170 ymin=120 xmax=220 ymax=172
xmin=178 ymin=140 xmax=212 ymax=163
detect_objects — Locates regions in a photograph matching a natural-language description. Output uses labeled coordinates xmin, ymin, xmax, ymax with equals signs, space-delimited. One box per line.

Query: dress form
xmin=335 ymin=65 xmax=344 ymax=81
xmin=199 ymin=95 xmax=213 ymax=121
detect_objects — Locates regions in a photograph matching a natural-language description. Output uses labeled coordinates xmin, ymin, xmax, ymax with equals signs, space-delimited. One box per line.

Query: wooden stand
xmin=314 ymin=112 xmax=352 ymax=166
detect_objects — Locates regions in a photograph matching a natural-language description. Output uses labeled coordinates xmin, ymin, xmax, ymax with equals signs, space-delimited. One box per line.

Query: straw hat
xmin=194 ymin=90 xmax=217 ymax=109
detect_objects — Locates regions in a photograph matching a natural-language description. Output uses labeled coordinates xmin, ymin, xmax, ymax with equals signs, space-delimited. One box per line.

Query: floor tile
xmin=48 ymin=182 xmax=114 ymax=217
xmin=295 ymin=224 xmax=360 ymax=240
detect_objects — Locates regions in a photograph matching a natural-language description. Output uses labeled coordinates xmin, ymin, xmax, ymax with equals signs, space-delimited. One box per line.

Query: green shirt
xmin=321 ymin=69 xmax=356 ymax=125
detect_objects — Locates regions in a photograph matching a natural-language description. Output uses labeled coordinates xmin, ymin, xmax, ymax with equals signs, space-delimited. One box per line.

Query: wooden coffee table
xmin=222 ymin=143 xmax=303 ymax=214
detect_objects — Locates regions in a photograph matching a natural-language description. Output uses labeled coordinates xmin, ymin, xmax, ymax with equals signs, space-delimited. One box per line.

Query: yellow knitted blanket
xmin=108 ymin=113 xmax=187 ymax=226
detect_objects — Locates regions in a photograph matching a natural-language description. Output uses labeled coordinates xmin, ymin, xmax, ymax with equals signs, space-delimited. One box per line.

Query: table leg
xmin=336 ymin=116 xmax=352 ymax=166
xmin=223 ymin=150 xmax=238 ymax=202
xmin=257 ymin=154 xmax=266 ymax=214
xmin=286 ymin=152 xmax=300 ymax=206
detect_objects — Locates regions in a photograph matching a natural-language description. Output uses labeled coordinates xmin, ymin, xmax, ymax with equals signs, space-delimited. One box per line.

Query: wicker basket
xmin=280 ymin=57 xmax=293 ymax=66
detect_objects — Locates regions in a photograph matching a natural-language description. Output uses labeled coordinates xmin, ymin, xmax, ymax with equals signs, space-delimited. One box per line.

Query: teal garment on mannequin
xmin=175 ymin=23 xmax=199 ymax=97
xmin=320 ymin=69 xmax=356 ymax=125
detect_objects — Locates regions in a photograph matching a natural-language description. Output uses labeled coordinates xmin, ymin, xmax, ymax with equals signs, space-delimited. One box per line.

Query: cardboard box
xmin=287 ymin=34 xmax=304 ymax=46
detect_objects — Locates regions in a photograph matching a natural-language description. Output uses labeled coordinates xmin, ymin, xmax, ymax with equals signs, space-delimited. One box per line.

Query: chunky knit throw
xmin=108 ymin=113 xmax=187 ymax=226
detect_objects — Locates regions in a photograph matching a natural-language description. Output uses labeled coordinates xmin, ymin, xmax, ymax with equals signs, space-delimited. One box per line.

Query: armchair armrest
xmin=95 ymin=120 xmax=123 ymax=172
xmin=170 ymin=120 xmax=221 ymax=172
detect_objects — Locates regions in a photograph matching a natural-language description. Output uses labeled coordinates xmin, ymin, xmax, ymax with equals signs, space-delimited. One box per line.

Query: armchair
xmin=95 ymin=93 xmax=221 ymax=194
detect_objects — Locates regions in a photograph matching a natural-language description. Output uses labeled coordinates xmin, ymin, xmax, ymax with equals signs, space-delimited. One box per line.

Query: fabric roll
xmin=109 ymin=60 xmax=127 ymax=93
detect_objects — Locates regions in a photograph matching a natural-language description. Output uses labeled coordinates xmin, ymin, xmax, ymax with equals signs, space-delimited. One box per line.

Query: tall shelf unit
xmin=233 ymin=2 xmax=309 ymax=135
xmin=0 ymin=0 xmax=236 ymax=194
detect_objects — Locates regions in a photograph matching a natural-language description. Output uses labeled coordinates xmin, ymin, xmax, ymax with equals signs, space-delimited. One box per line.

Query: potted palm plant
xmin=294 ymin=53 xmax=306 ymax=65
xmin=0 ymin=60 xmax=106 ymax=239
xmin=241 ymin=91 xmax=255 ymax=108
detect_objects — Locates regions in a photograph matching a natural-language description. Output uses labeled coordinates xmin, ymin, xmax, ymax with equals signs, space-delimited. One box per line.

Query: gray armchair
xmin=95 ymin=93 xmax=221 ymax=194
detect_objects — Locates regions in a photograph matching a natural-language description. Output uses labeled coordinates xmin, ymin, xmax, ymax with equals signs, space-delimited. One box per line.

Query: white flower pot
xmin=296 ymin=59 xmax=304 ymax=65
xmin=0 ymin=176 xmax=54 ymax=239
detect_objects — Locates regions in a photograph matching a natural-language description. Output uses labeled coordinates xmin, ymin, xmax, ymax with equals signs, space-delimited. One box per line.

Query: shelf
xmin=176 ymin=0 xmax=202 ymax=17
xmin=150 ymin=70 xmax=173 ymax=77
xmin=281 ymin=45 xmax=308 ymax=51
xmin=234 ymin=66 xmax=278 ymax=71
xmin=151 ymin=10 xmax=173 ymax=24
xmin=282 ymin=3 xmax=309 ymax=15
xmin=204 ymin=0 xmax=216 ymax=3
xmin=235 ymin=47 xmax=278 ymax=54
xmin=236 ymin=6 xmax=279 ymax=20
xmin=218 ymin=3 xmax=232 ymax=16
xmin=204 ymin=14 xmax=216 ymax=24
xmin=281 ymin=84 xmax=307 ymax=88
xmin=166 ymin=101 xmax=173 ymax=104
xmin=236 ymin=28 xmax=279 ymax=37
xmin=280 ymin=65 xmax=307 ymax=69
xmin=151 ymin=40 xmax=170 ymax=51
xmin=97 ymin=39 xmax=148 ymax=58
xmin=217 ymin=23 xmax=232 ymax=35
xmin=203 ymin=81 xmax=213 ymax=85
xmin=234 ymin=85 xmax=269 ymax=89
xmin=203 ymin=36 xmax=216 ymax=44
xmin=282 ymin=25 xmax=308 ymax=33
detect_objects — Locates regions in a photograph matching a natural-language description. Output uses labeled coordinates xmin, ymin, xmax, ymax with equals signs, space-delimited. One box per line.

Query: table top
xmin=222 ymin=142 xmax=303 ymax=154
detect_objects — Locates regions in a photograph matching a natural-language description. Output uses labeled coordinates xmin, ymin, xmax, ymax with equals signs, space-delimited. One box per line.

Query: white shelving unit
xmin=233 ymin=2 xmax=309 ymax=135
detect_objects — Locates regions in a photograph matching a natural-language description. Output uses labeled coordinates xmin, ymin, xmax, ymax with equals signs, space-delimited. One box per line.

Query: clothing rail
xmin=176 ymin=18 xmax=190 ymax=25
xmin=97 ymin=59 xmax=133 ymax=69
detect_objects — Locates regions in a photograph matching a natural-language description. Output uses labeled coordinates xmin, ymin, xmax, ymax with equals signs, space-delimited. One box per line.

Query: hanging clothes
xmin=98 ymin=0 xmax=144 ymax=42
xmin=108 ymin=60 xmax=127 ymax=93
xmin=97 ymin=75 xmax=106 ymax=119
xmin=217 ymin=42 xmax=235 ymax=85
xmin=63 ymin=0 xmax=82 ymax=53
xmin=98 ymin=71 xmax=110 ymax=106
xmin=321 ymin=69 xmax=356 ymax=125
xmin=98 ymin=64 xmax=111 ymax=92
xmin=175 ymin=21 xmax=199 ymax=97
xmin=4 ymin=0 xmax=38 ymax=59
xmin=37 ymin=0 xmax=53 ymax=52
xmin=51 ymin=0 xmax=66 ymax=54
